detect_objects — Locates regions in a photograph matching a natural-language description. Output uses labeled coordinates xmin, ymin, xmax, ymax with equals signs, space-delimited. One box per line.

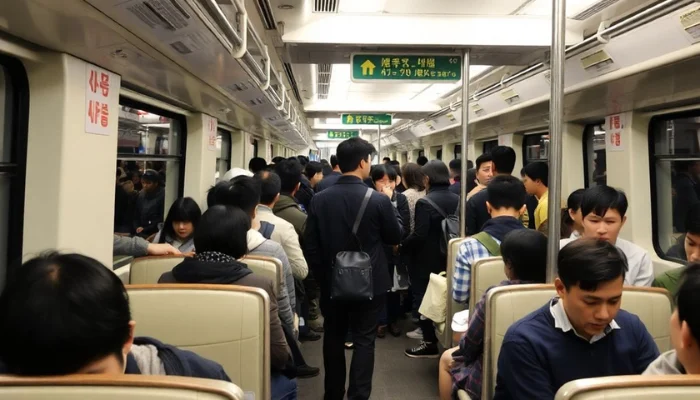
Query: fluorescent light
xmin=338 ymin=0 xmax=386 ymax=13
xmin=520 ymin=0 xmax=606 ymax=18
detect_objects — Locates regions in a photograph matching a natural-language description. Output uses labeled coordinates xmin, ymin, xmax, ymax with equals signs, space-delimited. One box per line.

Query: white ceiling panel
xmin=377 ymin=0 xmax=525 ymax=15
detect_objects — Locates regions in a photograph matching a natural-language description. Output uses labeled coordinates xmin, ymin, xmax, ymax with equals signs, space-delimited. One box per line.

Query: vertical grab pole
xmin=377 ymin=124 xmax=381 ymax=162
xmin=546 ymin=0 xmax=566 ymax=283
xmin=460 ymin=50 xmax=470 ymax=238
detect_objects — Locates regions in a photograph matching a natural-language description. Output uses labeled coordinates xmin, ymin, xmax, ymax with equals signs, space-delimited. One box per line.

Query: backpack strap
xmin=420 ymin=196 xmax=447 ymax=219
xmin=471 ymin=232 xmax=501 ymax=256
xmin=352 ymin=188 xmax=373 ymax=235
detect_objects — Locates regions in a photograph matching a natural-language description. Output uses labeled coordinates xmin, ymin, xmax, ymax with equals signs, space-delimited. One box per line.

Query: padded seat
xmin=440 ymin=237 xmax=468 ymax=348
xmin=555 ymin=375 xmax=700 ymax=400
xmin=468 ymin=257 xmax=506 ymax=312
xmin=240 ymin=255 xmax=283 ymax=297
xmin=126 ymin=284 xmax=270 ymax=400
xmin=129 ymin=256 xmax=185 ymax=284
xmin=482 ymin=285 xmax=673 ymax=400
xmin=0 ymin=374 xmax=245 ymax=399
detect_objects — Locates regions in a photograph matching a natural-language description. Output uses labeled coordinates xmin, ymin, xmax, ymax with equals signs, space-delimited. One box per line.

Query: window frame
xmin=0 ymin=54 xmax=29 ymax=282
xmin=117 ymin=96 xmax=187 ymax=199
xmin=521 ymin=131 xmax=550 ymax=166
xmin=582 ymin=122 xmax=605 ymax=188
xmin=482 ymin=139 xmax=498 ymax=155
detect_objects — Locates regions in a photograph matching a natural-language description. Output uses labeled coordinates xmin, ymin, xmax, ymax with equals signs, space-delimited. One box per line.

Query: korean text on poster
xmin=85 ymin=65 xmax=117 ymax=135
xmin=606 ymin=113 xmax=624 ymax=152
xmin=205 ymin=115 xmax=218 ymax=151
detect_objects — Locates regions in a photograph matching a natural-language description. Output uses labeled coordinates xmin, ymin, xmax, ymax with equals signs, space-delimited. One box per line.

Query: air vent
xmin=283 ymin=63 xmax=303 ymax=103
xmin=571 ymin=0 xmax=619 ymax=21
xmin=317 ymin=63 xmax=331 ymax=100
xmin=249 ymin=98 xmax=265 ymax=106
xmin=314 ymin=0 xmax=339 ymax=13
xmin=229 ymin=81 xmax=251 ymax=91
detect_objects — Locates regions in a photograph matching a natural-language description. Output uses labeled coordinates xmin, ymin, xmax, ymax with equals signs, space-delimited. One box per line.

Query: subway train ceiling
xmin=0 ymin=0 xmax=673 ymax=150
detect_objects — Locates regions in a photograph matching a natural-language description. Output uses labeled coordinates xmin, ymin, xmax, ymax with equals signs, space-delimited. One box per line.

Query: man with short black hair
xmin=304 ymin=137 xmax=403 ymax=400
xmin=316 ymin=155 xmax=342 ymax=192
xmin=248 ymin=157 xmax=267 ymax=174
xmin=494 ymin=239 xmax=660 ymax=399
xmin=654 ymin=203 xmax=700 ymax=294
xmin=0 ymin=252 xmax=229 ymax=380
xmin=417 ymin=155 xmax=428 ymax=166
xmin=521 ymin=161 xmax=549 ymax=231
xmin=133 ymin=169 xmax=165 ymax=238
xmin=560 ymin=185 xmax=654 ymax=287
xmin=383 ymin=157 xmax=391 ymax=164
xmin=273 ymin=159 xmax=308 ymax=236
xmin=645 ymin=263 xmax=700 ymax=375
xmin=449 ymin=159 xmax=462 ymax=195
xmin=465 ymin=146 xmax=528 ymax=235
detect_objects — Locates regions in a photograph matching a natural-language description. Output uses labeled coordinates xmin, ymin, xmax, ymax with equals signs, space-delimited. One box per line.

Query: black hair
xmin=248 ymin=157 xmax=267 ymax=174
xmin=677 ymin=263 xmax=700 ymax=340
xmin=330 ymin=155 xmax=339 ymax=168
xmin=501 ymin=230 xmax=548 ymax=283
xmin=475 ymin=153 xmax=492 ymax=171
xmin=449 ymin=159 xmax=461 ymax=172
xmin=194 ymin=205 xmax=249 ymax=259
xmin=320 ymin=159 xmax=329 ymax=166
xmin=467 ymin=160 xmax=474 ymax=169
xmin=567 ymin=188 xmax=586 ymax=211
xmin=255 ymin=171 xmax=281 ymax=205
xmin=558 ymin=238 xmax=628 ymax=291
xmin=421 ymin=160 xmax=451 ymax=187
xmin=490 ymin=146 xmax=516 ymax=174
xmin=0 ymin=252 xmax=131 ymax=375
xmin=304 ymin=161 xmax=323 ymax=179
xmin=371 ymin=164 xmax=398 ymax=183
xmin=383 ymin=157 xmax=391 ymax=163
xmin=402 ymin=162 xmax=425 ymax=191
xmin=159 ymin=197 xmax=202 ymax=243
xmin=466 ymin=168 xmax=477 ymax=192
xmin=580 ymin=185 xmax=628 ymax=219
xmin=274 ymin=159 xmax=304 ymax=194
xmin=322 ymin=163 xmax=333 ymax=176
xmin=271 ymin=156 xmax=285 ymax=164
xmin=416 ymin=156 xmax=428 ymax=166
xmin=389 ymin=160 xmax=401 ymax=171
xmin=206 ymin=176 xmax=260 ymax=215
xmin=336 ymin=137 xmax=376 ymax=173
xmin=297 ymin=155 xmax=309 ymax=166
xmin=686 ymin=203 xmax=700 ymax=235
xmin=486 ymin=175 xmax=527 ymax=210
xmin=521 ymin=161 xmax=549 ymax=187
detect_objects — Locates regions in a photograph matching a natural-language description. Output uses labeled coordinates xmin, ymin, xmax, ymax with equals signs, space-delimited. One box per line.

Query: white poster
xmin=605 ymin=113 xmax=624 ymax=152
xmin=205 ymin=115 xmax=218 ymax=151
xmin=85 ymin=64 xmax=118 ymax=135
xmin=498 ymin=133 xmax=513 ymax=147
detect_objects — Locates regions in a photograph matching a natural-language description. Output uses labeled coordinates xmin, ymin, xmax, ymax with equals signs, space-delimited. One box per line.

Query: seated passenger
xmin=158 ymin=206 xmax=298 ymax=398
xmin=153 ymin=197 xmax=201 ymax=254
xmin=560 ymin=185 xmax=654 ymax=287
xmin=452 ymin=175 xmax=528 ymax=305
xmin=0 ymin=252 xmax=228 ymax=380
xmin=565 ymin=188 xmax=586 ymax=239
xmin=654 ymin=203 xmax=700 ymax=295
xmin=132 ymin=169 xmax=165 ymax=238
xmin=207 ymin=178 xmax=296 ymax=335
xmin=521 ymin=162 xmax=549 ymax=231
xmin=440 ymin=229 xmax=548 ymax=400
xmin=644 ymin=263 xmax=700 ymax=375
xmin=494 ymin=239 xmax=660 ymax=400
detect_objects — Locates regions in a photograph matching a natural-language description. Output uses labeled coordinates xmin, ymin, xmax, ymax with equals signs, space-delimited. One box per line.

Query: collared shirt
xmin=570 ymin=230 xmax=581 ymax=239
xmin=549 ymin=297 xmax=620 ymax=344
xmin=534 ymin=190 xmax=549 ymax=230
xmin=453 ymin=236 xmax=501 ymax=304
xmin=559 ymin=237 xmax=654 ymax=287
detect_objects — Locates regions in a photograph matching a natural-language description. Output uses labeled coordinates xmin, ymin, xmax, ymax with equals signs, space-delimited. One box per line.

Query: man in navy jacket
xmin=304 ymin=137 xmax=403 ymax=400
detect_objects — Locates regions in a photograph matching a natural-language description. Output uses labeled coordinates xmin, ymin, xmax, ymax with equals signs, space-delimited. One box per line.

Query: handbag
xmin=418 ymin=271 xmax=447 ymax=323
xmin=331 ymin=188 xmax=374 ymax=301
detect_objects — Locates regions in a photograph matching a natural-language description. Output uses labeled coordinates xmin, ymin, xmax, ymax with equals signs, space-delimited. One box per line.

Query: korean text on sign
xmin=85 ymin=64 xmax=115 ymax=135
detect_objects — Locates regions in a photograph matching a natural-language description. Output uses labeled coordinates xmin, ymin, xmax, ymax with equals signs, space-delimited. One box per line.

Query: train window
xmin=583 ymin=124 xmax=607 ymax=187
xmin=418 ymin=150 xmax=424 ymax=158
xmin=482 ymin=139 xmax=498 ymax=154
xmin=216 ymin=129 xmax=231 ymax=182
xmin=454 ymin=144 xmax=461 ymax=160
xmin=436 ymin=148 xmax=442 ymax=161
xmin=115 ymin=98 xmax=186 ymax=236
xmin=523 ymin=133 xmax=550 ymax=165
xmin=253 ymin=138 xmax=259 ymax=158
xmin=651 ymin=113 xmax=700 ymax=262
xmin=0 ymin=57 xmax=28 ymax=293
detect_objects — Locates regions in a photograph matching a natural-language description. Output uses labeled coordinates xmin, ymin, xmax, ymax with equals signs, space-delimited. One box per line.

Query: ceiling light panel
xmin=520 ymin=0 xmax=614 ymax=18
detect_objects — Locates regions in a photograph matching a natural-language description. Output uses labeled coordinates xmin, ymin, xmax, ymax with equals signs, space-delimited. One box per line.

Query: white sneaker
xmin=406 ymin=327 xmax=423 ymax=340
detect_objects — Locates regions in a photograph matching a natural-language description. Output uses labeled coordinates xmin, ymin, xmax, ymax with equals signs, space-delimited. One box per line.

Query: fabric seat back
xmin=554 ymin=376 xmax=700 ymax=400
xmin=129 ymin=256 xmax=185 ymax=284
xmin=468 ymin=257 xmax=506 ymax=312
xmin=240 ymin=255 xmax=283 ymax=298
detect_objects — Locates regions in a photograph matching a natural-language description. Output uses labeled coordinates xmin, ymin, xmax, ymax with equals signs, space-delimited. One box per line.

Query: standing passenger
xmin=400 ymin=162 xmax=427 ymax=321
xmin=494 ymin=239 xmax=659 ymax=399
xmin=448 ymin=159 xmax=462 ymax=195
xmin=132 ymin=169 xmax=165 ymax=238
xmin=466 ymin=153 xmax=493 ymax=200
xmin=316 ymin=155 xmax=342 ymax=192
xmin=403 ymin=161 xmax=459 ymax=357
xmin=303 ymin=137 xmax=403 ymax=400
xmin=521 ymin=161 xmax=549 ymax=231
xmin=560 ymin=185 xmax=654 ymax=287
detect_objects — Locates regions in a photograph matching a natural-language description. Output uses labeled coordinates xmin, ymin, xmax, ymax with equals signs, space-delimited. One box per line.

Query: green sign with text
xmin=351 ymin=54 xmax=462 ymax=82
xmin=341 ymin=113 xmax=392 ymax=125
xmin=327 ymin=130 xmax=360 ymax=140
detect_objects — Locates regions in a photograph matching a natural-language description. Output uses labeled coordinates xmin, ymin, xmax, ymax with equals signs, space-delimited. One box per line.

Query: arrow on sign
xmin=361 ymin=60 xmax=376 ymax=76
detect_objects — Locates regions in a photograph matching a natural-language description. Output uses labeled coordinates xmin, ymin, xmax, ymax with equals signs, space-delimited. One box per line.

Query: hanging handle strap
xmin=420 ymin=196 xmax=447 ymax=219
xmin=352 ymin=188 xmax=373 ymax=235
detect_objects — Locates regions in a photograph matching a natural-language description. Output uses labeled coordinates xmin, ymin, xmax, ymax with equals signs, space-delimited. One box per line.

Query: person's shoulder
xmin=616 ymin=237 xmax=649 ymax=255
xmin=468 ymin=188 xmax=488 ymax=204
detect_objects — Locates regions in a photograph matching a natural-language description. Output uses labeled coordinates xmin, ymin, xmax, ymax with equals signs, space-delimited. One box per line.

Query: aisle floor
xmin=297 ymin=319 xmax=441 ymax=400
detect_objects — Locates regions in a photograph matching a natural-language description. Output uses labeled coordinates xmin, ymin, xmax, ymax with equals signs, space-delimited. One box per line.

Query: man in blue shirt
xmin=494 ymin=238 xmax=659 ymax=400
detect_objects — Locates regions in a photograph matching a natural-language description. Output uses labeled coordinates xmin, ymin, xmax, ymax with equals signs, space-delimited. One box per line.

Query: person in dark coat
xmin=403 ymin=160 xmax=460 ymax=358
xmin=303 ymin=137 xmax=403 ymax=400
xmin=133 ymin=169 xmax=165 ymax=238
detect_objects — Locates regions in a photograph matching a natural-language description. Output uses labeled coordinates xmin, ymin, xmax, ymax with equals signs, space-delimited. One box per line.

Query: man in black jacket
xmin=316 ymin=154 xmax=342 ymax=192
xmin=304 ymin=137 xmax=403 ymax=400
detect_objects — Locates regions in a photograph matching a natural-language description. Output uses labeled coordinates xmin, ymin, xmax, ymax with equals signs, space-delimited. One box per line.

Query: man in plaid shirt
xmin=440 ymin=229 xmax=548 ymax=400
xmin=452 ymin=175 xmax=529 ymax=305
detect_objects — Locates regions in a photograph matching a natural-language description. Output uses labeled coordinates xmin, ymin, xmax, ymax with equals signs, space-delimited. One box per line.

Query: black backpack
xmin=420 ymin=196 xmax=460 ymax=257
